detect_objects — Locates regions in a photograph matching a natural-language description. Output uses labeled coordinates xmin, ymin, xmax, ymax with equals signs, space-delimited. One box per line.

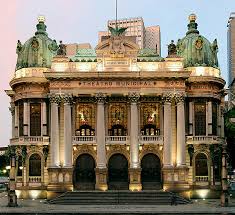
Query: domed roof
xmin=16 ymin=16 xmax=58 ymax=71
xmin=176 ymin=14 xmax=219 ymax=68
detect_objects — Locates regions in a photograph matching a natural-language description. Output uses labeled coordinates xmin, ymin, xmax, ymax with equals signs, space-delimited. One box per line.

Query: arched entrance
xmin=73 ymin=154 xmax=96 ymax=190
xmin=108 ymin=154 xmax=129 ymax=190
xmin=141 ymin=153 xmax=162 ymax=190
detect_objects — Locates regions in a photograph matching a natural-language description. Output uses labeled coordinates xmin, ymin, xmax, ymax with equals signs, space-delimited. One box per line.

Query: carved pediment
xmin=96 ymin=36 xmax=139 ymax=58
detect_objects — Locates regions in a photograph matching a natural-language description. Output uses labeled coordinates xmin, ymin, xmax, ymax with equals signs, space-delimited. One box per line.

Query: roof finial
xmin=38 ymin=15 xmax=46 ymax=23
xmin=189 ymin=13 xmax=197 ymax=22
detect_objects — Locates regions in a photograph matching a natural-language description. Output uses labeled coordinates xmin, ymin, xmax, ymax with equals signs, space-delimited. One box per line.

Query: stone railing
xmin=105 ymin=136 xmax=130 ymax=144
xmin=195 ymin=176 xmax=209 ymax=182
xmin=72 ymin=136 xmax=96 ymax=144
xmin=186 ymin=136 xmax=222 ymax=145
xmin=28 ymin=176 xmax=41 ymax=183
xmin=10 ymin=136 xmax=50 ymax=145
xmin=139 ymin=135 xmax=164 ymax=144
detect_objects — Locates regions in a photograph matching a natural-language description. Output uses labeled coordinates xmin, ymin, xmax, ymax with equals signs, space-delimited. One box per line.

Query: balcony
xmin=195 ymin=176 xmax=209 ymax=182
xmin=139 ymin=135 xmax=164 ymax=145
xmin=186 ymin=136 xmax=223 ymax=145
xmin=105 ymin=136 xmax=130 ymax=144
xmin=10 ymin=136 xmax=50 ymax=145
xmin=72 ymin=136 xmax=96 ymax=144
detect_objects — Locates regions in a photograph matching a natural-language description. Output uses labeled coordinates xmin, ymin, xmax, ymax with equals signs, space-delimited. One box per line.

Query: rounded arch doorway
xmin=141 ymin=153 xmax=162 ymax=190
xmin=73 ymin=154 xmax=96 ymax=190
xmin=108 ymin=153 xmax=129 ymax=190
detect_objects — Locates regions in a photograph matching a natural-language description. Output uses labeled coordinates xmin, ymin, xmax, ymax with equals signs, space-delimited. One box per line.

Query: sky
xmin=0 ymin=0 xmax=235 ymax=147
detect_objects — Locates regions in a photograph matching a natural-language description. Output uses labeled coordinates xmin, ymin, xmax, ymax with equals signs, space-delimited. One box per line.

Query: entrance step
xmin=48 ymin=190 xmax=191 ymax=205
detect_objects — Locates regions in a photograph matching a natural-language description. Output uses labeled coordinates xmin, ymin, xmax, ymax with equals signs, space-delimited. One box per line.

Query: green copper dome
xmin=16 ymin=16 xmax=58 ymax=71
xmin=177 ymin=14 xmax=219 ymax=68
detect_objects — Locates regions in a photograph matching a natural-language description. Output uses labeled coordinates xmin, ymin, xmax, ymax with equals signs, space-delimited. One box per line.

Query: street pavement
xmin=0 ymin=192 xmax=235 ymax=214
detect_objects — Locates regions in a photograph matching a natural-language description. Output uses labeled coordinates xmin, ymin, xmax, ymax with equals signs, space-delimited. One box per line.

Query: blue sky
xmin=0 ymin=0 xmax=234 ymax=146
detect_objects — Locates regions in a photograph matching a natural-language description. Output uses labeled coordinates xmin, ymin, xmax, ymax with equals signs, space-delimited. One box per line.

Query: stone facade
xmin=5 ymin=15 xmax=226 ymax=199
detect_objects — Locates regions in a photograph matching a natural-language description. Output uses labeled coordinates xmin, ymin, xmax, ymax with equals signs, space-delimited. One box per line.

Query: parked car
xmin=228 ymin=181 xmax=235 ymax=198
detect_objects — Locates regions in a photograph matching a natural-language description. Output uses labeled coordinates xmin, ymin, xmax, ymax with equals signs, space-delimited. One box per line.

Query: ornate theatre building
xmin=6 ymin=14 xmax=226 ymax=199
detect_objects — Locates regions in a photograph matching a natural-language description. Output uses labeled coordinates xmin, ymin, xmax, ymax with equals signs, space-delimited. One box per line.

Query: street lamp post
xmin=220 ymin=143 xmax=229 ymax=207
xmin=7 ymin=147 xmax=18 ymax=207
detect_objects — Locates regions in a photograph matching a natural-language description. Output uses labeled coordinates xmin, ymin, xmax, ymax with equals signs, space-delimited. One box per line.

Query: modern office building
xmin=6 ymin=14 xmax=225 ymax=199
xmin=98 ymin=17 xmax=161 ymax=54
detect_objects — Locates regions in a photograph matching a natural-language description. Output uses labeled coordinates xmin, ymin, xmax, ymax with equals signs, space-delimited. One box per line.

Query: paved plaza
xmin=0 ymin=192 xmax=235 ymax=214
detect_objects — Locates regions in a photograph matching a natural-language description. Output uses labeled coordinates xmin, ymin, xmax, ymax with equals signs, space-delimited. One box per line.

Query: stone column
xmin=128 ymin=92 xmax=142 ymax=191
xmin=14 ymin=105 xmax=18 ymax=137
xmin=63 ymin=94 xmax=73 ymax=168
xmin=95 ymin=93 xmax=108 ymax=191
xmin=129 ymin=92 xmax=140 ymax=168
xmin=176 ymin=93 xmax=186 ymax=166
xmin=23 ymin=101 xmax=28 ymax=136
xmin=9 ymin=102 xmax=15 ymax=138
xmin=221 ymin=106 xmax=225 ymax=138
xmin=163 ymin=93 xmax=173 ymax=167
xmin=207 ymin=101 xmax=212 ymax=135
xmin=189 ymin=101 xmax=193 ymax=135
xmin=41 ymin=102 xmax=47 ymax=136
xmin=49 ymin=94 xmax=61 ymax=167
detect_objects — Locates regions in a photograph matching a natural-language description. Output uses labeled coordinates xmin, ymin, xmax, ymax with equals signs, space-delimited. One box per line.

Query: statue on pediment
xmin=108 ymin=26 xmax=127 ymax=55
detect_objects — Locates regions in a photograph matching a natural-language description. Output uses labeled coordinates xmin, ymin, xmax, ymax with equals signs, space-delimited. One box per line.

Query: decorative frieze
xmin=128 ymin=92 xmax=140 ymax=103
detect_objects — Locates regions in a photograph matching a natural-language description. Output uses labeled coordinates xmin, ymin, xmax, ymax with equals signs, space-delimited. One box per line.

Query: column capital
xmin=48 ymin=93 xmax=62 ymax=104
xmin=95 ymin=92 xmax=106 ymax=103
xmin=128 ymin=92 xmax=140 ymax=103
xmin=175 ymin=93 xmax=186 ymax=104
xmin=162 ymin=92 xmax=174 ymax=104
xmin=62 ymin=94 xmax=73 ymax=105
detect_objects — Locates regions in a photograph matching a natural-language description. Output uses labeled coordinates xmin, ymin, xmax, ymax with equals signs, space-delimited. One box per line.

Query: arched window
xmin=17 ymin=156 xmax=23 ymax=177
xmin=195 ymin=153 xmax=208 ymax=181
xmin=29 ymin=154 xmax=41 ymax=176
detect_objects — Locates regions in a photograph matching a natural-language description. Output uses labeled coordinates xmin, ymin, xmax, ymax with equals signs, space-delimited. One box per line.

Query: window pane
xmin=30 ymin=103 xmax=41 ymax=136
xmin=195 ymin=103 xmax=206 ymax=135
xmin=76 ymin=103 xmax=96 ymax=136
xmin=195 ymin=153 xmax=208 ymax=176
xmin=19 ymin=104 xmax=24 ymax=136
xmin=29 ymin=154 xmax=41 ymax=176
xmin=212 ymin=102 xmax=218 ymax=135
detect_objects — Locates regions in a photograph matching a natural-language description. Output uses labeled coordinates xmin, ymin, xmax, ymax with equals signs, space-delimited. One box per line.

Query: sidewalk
xmin=0 ymin=192 xmax=235 ymax=214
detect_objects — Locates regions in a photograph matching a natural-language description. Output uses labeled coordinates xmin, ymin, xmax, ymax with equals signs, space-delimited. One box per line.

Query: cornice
xmin=10 ymin=77 xmax=48 ymax=88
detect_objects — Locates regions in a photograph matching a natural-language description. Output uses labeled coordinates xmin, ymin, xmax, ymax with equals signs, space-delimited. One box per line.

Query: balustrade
xmin=10 ymin=136 xmax=49 ymax=145
xmin=195 ymin=176 xmax=209 ymax=182
xmin=28 ymin=176 xmax=41 ymax=183
xmin=72 ymin=136 xmax=96 ymax=144
xmin=139 ymin=135 xmax=163 ymax=144
xmin=186 ymin=136 xmax=221 ymax=144
xmin=105 ymin=136 xmax=130 ymax=144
